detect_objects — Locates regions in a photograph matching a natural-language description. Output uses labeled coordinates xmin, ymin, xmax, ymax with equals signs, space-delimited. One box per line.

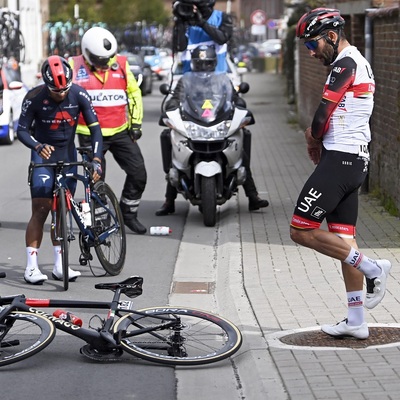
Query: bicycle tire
xmin=92 ymin=181 xmax=126 ymax=275
xmin=114 ymin=306 xmax=242 ymax=366
xmin=0 ymin=311 xmax=56 ymax=366
xmin=58 ymin=187 xmax=69 ymax=290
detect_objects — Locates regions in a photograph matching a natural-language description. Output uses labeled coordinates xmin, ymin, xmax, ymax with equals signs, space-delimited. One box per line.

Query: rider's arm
xmin=311 ymin=56 xmax=356 ymax=139
xmin=200 ymin=12 xmax=233 ymax=45
xmin=125 ymin=60 xmax=143 ymax=128
xmin=16 ymin=87 xmax=43 ymax=152
xmin=77 ymin=86 xmax=103 ymax=161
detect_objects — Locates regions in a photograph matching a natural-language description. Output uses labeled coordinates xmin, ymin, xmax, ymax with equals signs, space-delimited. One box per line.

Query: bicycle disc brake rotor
xmin=80 ymin=344 xmax=123 ymax=362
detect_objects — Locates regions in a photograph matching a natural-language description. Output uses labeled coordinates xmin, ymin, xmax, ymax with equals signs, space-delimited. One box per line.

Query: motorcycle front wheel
xmin=201 ymin=176 xmax=217 ymax=227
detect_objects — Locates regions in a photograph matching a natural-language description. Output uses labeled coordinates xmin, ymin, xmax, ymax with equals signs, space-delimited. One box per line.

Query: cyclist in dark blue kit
xmin=17 ymin=55 xmax=103 ymax=285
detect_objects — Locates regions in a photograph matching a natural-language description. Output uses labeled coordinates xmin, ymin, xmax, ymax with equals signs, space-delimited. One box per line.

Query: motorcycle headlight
xmin=183 ymin=120 xmax=232 ymax=140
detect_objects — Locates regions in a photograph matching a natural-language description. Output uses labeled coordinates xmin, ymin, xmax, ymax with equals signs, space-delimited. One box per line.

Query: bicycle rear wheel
xmin=91 ymin=181 xmax=126 ymax=275
xmin=0 ymin=311 xmax=55 ymax=366
xmin=114 ymin=307 xmax=242 ymax=366
xmin=58 ymin=187 xmax=69 ymax=290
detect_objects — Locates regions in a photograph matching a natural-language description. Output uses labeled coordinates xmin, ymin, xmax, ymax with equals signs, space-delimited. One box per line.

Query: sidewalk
xmin=171 ymin=72 xmax=400 ymax=399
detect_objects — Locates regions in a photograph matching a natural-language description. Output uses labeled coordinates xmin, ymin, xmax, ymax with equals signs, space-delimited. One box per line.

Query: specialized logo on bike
xmin=201 ymin=99 xmax=214 ymax=118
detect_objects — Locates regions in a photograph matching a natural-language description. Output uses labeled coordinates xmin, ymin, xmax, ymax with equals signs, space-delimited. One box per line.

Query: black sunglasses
xmin=304 ymin=34 xmax=327 ymax=51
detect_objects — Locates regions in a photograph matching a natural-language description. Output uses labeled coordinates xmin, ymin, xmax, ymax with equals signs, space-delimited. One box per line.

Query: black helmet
xmin=41 ymin=55 xmax=73 ymax=91
xmin=296 ymin=8 xmax=345 ymax=39
xmin=191 ymin=45 xmax=217 ymax=72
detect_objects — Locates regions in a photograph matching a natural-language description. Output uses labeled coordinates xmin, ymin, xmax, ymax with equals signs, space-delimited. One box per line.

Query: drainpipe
xmin=364 ymin=9 xmax=375 ymax=65
xmin=362 ymin=9 xmax=375 ymax=193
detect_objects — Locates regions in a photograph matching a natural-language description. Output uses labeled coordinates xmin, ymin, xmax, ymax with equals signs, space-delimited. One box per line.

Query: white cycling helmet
xmin=81 ymin=27 xmax=117 ymax=69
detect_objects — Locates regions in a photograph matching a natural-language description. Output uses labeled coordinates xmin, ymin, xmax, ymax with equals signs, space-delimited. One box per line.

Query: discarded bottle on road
xmin=150 ymin=226 xmax=172 ymax=235
xmin=53 ymin=309 xmax=83 ymax=326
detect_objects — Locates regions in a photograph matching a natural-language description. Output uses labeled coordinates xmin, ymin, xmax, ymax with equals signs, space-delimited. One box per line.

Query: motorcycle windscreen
xmin=181 ymin=72 xmax=233 ymax=124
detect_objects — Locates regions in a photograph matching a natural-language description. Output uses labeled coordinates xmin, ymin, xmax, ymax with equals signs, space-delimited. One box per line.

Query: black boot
xmin=155 ymin=200 xmax=175 ymax=216
xmin=248 ymin=195 xmax=269 ymax=211
xmin=123 ymin=213 xmax=147 ymax=234
xmin=119 ymin=201 xmax=147 ymax=234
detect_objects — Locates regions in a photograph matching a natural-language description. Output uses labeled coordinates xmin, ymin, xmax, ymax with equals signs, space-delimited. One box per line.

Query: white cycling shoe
xmin=321 ymin=319 xmax=369 ymax=340
xmin=24 ymin=267 xmax=48 ymax=285
xmin=52 ymin=267 xmax=81 ymax=282
xmin=365 ymin=259 xmax=392 ymax=309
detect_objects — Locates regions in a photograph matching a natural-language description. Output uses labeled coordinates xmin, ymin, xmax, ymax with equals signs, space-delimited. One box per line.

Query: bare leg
xmin=26 ymin=198 xmax=52 ymax=247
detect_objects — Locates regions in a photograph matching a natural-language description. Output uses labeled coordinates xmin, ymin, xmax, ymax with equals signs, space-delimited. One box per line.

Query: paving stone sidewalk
xmin=238 ymin=71 xmax=400 ymax=400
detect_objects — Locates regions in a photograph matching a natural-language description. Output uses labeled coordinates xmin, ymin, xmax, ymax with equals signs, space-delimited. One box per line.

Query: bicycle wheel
xmin=114 ymin=307 xmax=242 ymax=366
xmin=0 ymin=311 xmax=56 ymax=366
xmin=91 ymin=181 xmax=126 ymax=275
xmin=58 ymin=187 xmax=69 ymax=290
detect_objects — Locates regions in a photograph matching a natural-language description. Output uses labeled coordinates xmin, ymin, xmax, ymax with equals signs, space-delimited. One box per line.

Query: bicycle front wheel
xmin=114 ymin=307 xmax=242 ymax=366
xmin=0 ymin=311 xmax=56 ymax=366
xmin=57 ymin=187 xmax=69 ymax=290
xmin=92 ymin=181 xmax=126 ymax=275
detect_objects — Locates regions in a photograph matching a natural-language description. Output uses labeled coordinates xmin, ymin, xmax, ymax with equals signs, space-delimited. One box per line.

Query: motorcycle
xmin=159 ymin=72 xmax=254 ymax=227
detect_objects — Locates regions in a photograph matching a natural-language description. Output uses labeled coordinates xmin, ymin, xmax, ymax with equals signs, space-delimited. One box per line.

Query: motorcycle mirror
xmin=159 ymin=83 xmax=170 ymax=95
xmin=238 ymin=82 xmax=250 ymax=94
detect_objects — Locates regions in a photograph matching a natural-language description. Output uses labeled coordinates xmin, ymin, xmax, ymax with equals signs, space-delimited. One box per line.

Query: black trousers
xmin=79 ymin=130 xmax=147 ymax=201
xmin=163 ymin=151 xmax=258 ymax=200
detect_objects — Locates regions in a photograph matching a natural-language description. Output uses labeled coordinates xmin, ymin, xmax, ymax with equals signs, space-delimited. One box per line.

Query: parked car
xmin=140 ymin=46 xmax=163 ymax=80
xmin=0 ymin=57 xmax=28 ymax=145
xmin=259 ymin=39 xmax=282 ymax=57
xmin=123 ymin=52 xmax=153 ymax=96
xmin=157 ymin=47 xmax=173 ymax=79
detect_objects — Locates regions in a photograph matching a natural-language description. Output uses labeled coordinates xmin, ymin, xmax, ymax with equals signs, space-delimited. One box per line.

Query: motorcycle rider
xmin=69 ymin=27 xmax=147 ymax=234
xmin=156 ymin=44 xmax=269 ymax=216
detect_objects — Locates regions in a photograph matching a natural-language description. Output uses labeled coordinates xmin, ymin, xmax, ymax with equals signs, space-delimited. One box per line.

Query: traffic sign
xmin=250 ymin=9 xmax=267 ymax=26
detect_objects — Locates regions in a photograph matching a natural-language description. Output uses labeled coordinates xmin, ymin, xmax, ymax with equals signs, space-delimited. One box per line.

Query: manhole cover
xmin=280 ymin=327 xmax=400 ymax=349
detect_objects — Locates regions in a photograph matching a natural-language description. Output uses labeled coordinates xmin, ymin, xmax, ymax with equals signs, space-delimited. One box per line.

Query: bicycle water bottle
xmin=150 ymin=226 xmax=171 ymax=235
xmin=53 ymin=309 xmax=83 ymax=327
xmin=80 ymin=201 xmax=92 ymax=226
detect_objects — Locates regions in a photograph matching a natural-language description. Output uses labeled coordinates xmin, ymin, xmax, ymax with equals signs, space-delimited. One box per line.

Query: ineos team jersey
xmin=312 ymin=46 xmax=375 ymax=156
xmin=17 ymin=83 xmax=102 ymax=160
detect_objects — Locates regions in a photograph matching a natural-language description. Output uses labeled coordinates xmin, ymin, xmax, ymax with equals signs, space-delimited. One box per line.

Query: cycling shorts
xmin=30 ymin=149 xmax=77 ymax=199
xmin=291 ymin=148 xmax=369 ymax=237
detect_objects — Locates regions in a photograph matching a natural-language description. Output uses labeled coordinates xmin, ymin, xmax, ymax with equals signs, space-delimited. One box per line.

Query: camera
xmin=173 ymin=0 xmax=196 ymax=20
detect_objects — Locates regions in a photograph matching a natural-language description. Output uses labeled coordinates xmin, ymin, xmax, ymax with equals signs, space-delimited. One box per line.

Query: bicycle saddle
xmin=95 ymin=276 xmax=143 ymax=298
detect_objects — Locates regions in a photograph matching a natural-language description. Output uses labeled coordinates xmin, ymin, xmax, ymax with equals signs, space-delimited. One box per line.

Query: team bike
xmin=28 ymin=147 xmax=126 ymax=290
xmin=0 ymin=276 xmax=242 ymax=366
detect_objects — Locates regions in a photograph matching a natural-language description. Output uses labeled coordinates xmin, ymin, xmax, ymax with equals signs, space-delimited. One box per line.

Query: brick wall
xmin=295 ymin=5 xmax=400 ymax=212
xmin=368 ymin=8 xmax=400 ymax=207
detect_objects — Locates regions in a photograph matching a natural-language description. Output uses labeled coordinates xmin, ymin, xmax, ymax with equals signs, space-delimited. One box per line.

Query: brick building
xmin=295 ymin=0 xmax=400 ymax=213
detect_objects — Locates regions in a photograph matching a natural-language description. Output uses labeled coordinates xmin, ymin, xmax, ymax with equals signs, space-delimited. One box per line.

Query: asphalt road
xmin=0 ymin=84 xmax=187 ymax=399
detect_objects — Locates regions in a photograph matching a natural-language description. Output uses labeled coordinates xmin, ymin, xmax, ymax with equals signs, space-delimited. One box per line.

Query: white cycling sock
xmin=344 ymin=247 xmax=380 ymax=278
xmin=53 ymin=245 xmax=62 ymax=272
xmin=346 ymin=290 xmax=364 ymax=326
xmin=26 ymin=247 xmax=39 ymax=270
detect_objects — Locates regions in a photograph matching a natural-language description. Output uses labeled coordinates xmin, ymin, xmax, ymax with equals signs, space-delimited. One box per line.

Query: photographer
xmin=172 ymin=0 xmax=233 ymax=73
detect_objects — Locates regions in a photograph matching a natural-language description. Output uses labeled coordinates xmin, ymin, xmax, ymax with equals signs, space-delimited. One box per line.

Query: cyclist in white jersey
xmin=291 ymin=8 xmax=392 ymax=339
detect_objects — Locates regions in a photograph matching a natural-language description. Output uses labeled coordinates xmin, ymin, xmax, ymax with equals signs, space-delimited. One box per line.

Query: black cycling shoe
xmin=124 ymin=214 xmax=147 ymax=234
xmin=155 ymin=201 xmax=175 ymax=216
xmin=248 ymin=196 xmax=269 ymax=211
